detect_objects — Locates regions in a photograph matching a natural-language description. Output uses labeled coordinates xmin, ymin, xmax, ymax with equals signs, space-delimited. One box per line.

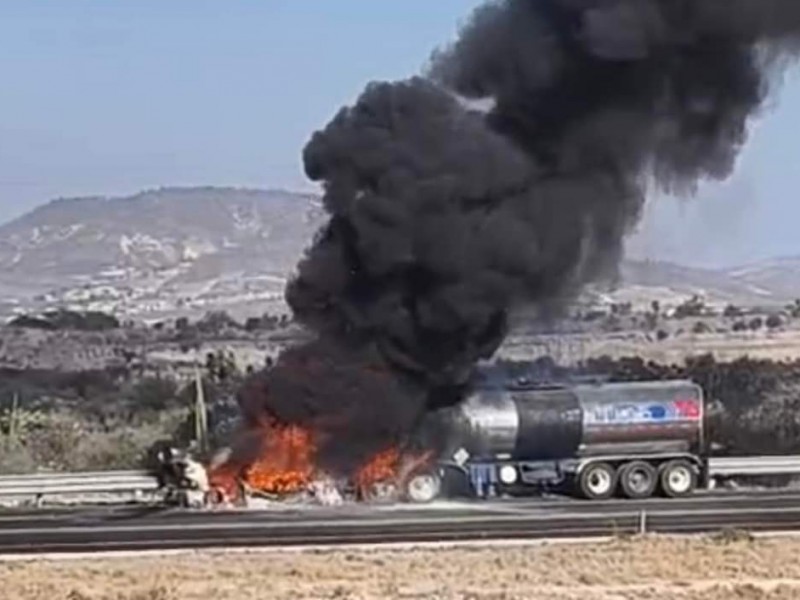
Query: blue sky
xmin=1 ymin=0 xmax=799 ymax=267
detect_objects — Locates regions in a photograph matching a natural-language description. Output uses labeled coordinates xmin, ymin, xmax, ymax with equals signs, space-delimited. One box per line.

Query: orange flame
xmin=244 ymin=423 xmax=316 ymax=494
xmin=354 ymin=447 xmax=401 ymax=495
xmin=208 ymin=421 xmax=318 ymax=501
xmin=207 ymin=421 xmax=433 ymax=504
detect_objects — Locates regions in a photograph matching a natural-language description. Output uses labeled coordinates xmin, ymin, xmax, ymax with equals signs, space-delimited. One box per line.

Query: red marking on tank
xmin=674 ymin=398 xmax=700 ymax=419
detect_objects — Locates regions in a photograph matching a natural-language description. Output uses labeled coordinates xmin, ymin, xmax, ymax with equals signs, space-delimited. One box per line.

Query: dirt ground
xmin=4 ymin=534 xmax=800 ymax=599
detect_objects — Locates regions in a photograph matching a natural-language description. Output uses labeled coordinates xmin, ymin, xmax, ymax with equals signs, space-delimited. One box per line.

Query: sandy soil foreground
xmin=4 ymin=535 xmax=800 ymax=599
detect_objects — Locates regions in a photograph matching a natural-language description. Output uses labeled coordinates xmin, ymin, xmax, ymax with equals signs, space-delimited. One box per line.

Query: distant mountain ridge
xmin=616 ymin=258 xmax=800 ymax=307
xmin=0 ymin=187 xmax=325 ymax=320
xmin=0 ymin=187 xmax=798 ymax=321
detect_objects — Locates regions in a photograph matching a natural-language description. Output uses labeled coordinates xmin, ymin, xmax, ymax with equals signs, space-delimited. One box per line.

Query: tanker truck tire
xmin=619 ymin=461 xmax=657 ymax=500
xmin=403 ymin=471 xmax=442 ymax=504
xmin=659 ymin=460 xmax=697 ymax=498
xmin=577 ymin=462 xmax=617 ymax=500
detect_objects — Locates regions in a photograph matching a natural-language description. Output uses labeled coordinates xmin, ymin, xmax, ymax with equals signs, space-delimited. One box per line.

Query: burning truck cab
xmin=157 ymin=423 xmax=441 ymax=508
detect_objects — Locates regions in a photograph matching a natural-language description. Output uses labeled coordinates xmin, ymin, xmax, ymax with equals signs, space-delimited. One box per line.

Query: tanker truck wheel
xmin=403 ymin=471 xmax=442 ymax=504
xmin=577 ymin=462 xmax=617 ymax=500
xmin=659 ymin=460 xmax=697 ymax=498
xmin=619 ymin=461 xmax=657 ymax=500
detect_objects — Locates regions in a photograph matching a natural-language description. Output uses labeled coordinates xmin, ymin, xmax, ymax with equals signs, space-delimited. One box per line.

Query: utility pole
xmin=193 ymin=364 xmax=209 ymax=455
xmin=10 ymin=393 xmax=18 ymax=434
xmin=6 ymin=393 xmax=19 ymax=450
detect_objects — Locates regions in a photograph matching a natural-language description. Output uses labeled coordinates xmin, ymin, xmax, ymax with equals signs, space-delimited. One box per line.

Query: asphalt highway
xmin=3 ymin=490 xmax=800 ymax=555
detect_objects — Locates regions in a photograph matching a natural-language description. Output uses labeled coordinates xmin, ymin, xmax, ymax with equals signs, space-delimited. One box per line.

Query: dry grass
xmin=501 ymin=329 xmax=800 ymax=365
xmin=4 ymin=535 xmax=800 ymax=599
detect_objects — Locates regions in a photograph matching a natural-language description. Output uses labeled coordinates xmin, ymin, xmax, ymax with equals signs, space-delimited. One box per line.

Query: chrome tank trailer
xmin=444 ymin=379 xmax=705 ymax=463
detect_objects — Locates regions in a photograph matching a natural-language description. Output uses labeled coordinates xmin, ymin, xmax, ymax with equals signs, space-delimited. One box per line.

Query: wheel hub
xmin=668 ymin=467 xmax=691 ymax=493
xmin=628 ymin=469 xmax=651 ymax=492
xmin=406 ymin=473 xmax=440 ymax=503
xmin=588 ymin=470 xmax=611 ymax=493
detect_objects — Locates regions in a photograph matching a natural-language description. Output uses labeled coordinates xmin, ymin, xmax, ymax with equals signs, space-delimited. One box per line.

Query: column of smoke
xmin=238 ymin=0 xmax=800 ymax=474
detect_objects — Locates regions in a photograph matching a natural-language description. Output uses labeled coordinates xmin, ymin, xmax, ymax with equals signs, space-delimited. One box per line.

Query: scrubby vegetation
xmin=9 ymin=309 xmax=120 ymax=331
xmin=4 ymin=306 xmax=800 ymax=474
xmin=0 ymin=364 xmax=244 ymax=474
xmin=0 ymin=308 xmax=300 ymax=474
xmin=5 ymin=351 xmax=800 ymax=474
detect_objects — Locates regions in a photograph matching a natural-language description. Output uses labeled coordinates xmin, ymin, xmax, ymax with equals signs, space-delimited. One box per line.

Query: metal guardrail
xmin=709 ymin=456 xmax=800 ymax=477
xmin=0 ymin=470 xmax=160 ymax=501
xmin=0 ymin=470 xmax=152 ymax=482
xmin=2 ymin=455 xmax=800 ymax=505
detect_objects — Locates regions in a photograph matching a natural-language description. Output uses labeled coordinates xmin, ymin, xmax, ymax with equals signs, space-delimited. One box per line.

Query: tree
xmin=80 ymin=311 xmax=120 ymax=331
xmin=732 ymin=320 xmax=748 ymax=332
xmin=602 ymin=314 xmax=622 ymax=332
xmin=651 ymin=300 xmax=661 ymax=315
xmin=205 ymin=350 xmax=240 ymax=382
xmin=674 ymin=295 xmax=705 ymax=319
xmin=244 ymin=317 xmax=262 ymax=332
xmin=766 ymin=314 xmax=783 ymax=330
xmin=205 ymin=352 xmax=219 ymax=380
xmin=8 ymin=315 xmax=56 ymax=330
xmin=196 ymin=311 xmax=240 ymax=334
xmin=610 ymin=302 xmax=632 ymax=316
xmin=129 ymin=377 xmax=179 ymax=413
xmin=8 ymin=310 xmax=118 ymax=331
xmin=749 ymin=317 xmax=764 ymax=331
xmin=582 ymin=310 xmax=605 ymax=322
xmin=724 ymin=304 xmax=744 ymax=318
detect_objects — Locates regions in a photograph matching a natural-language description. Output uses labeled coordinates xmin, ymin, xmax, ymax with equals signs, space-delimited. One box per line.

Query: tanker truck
xmin=420 ymin=378 xmax=707 ymax=501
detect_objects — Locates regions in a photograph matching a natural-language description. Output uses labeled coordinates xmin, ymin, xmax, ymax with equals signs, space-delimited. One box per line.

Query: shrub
xmin=674 ymin=295 xmax=706 ymax=319
xmin=732 ymin=321 xmax=748 ymax=332
xmin=0 ymin=406 xmax=190 ymax=474
xmin=129 ymin=377 xmax=180 ymax=413
xmin=0 ymin=436 xmax=37 ymax=474
xmin=766 ymin=314 xmax=783 ymax=330
xmin=10 ymin=310 xmax=119 ymax=331
xmin=723 ymin=304 xmax=744 ymax=318
xmin=196 ymin=311 xmax=240 ymax=334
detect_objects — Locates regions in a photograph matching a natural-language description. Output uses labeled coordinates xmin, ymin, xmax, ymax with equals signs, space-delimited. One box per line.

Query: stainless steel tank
xmin=575 ymin=380 xmax=704 ymax=456
xmin=445 ymin=379 xmax=704 ymax=461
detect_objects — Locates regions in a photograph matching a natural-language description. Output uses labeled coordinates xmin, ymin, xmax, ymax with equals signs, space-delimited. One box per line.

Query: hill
xmin=1 ymin=187 xmax=800 ymax=321
xmin=606 ymin=259 xmax=795 ymax=309
xmin=0 ymin=187 xmax=324 ymax=321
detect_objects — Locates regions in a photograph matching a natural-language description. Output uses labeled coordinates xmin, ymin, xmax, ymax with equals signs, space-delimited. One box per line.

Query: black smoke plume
xmin=240 ymin=0 xmax=800 ymax=473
